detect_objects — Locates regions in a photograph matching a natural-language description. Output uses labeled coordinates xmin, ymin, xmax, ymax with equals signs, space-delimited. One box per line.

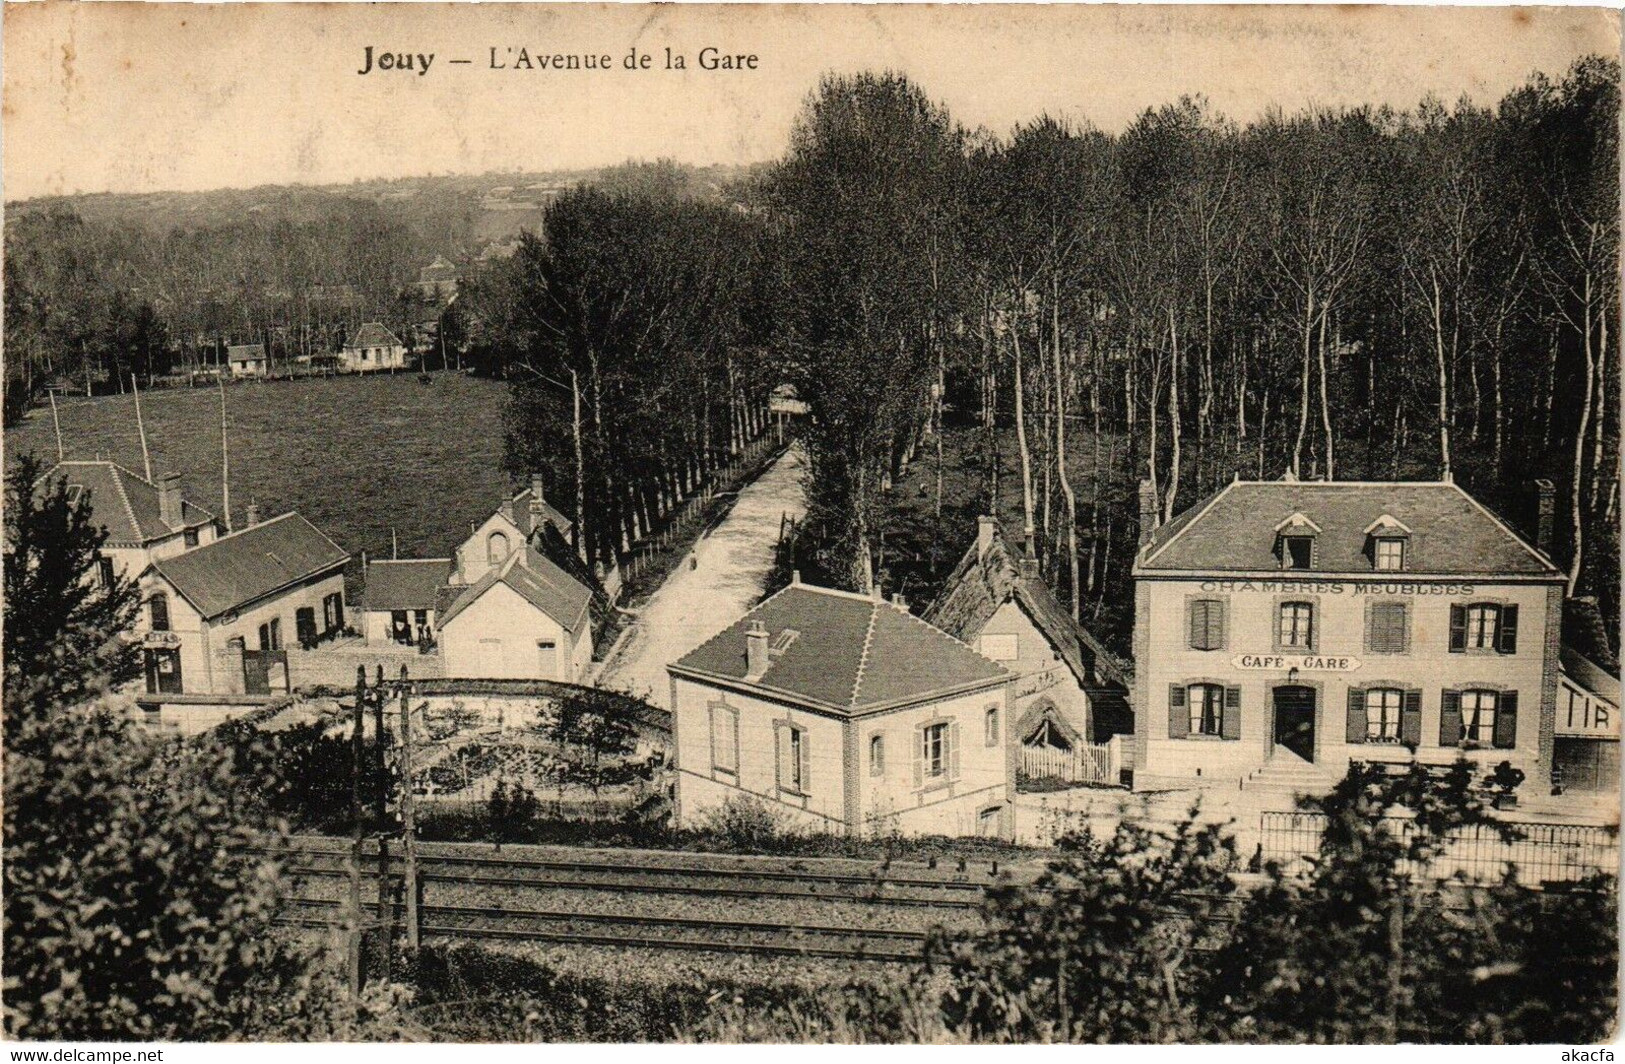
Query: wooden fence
xmin=1019 ymin=740 xmax=1118 ymax=787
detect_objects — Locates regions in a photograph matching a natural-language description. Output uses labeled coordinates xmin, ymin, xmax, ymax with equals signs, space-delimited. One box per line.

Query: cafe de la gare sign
xmin=1232 ymin=653 xmax=1363 ymax=672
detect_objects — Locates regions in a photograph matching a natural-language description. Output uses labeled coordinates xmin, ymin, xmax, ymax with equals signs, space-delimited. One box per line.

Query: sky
xmin=3 ymin=3 xmax=1618 ymax=201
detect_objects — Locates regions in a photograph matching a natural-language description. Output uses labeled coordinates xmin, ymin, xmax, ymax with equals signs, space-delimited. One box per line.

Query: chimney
xmin=1534 ymin=478 xmax=1555 ymax=557
xmin=976 ymin=515 xmax=997 ymax=561
xmin=890 ymin=592 xmax=908 ymax=610
xmin=1018 ymin=536 xmax=1041 ymax=581
xmin=244 ymin=502 xmax=262 ymax=528
xmin=1138 ymin=479 xmax=1159 ymax=549
xmin=790 ymin=569 xmax=801 ymax=586
xmin=745 ymin=619 xmax=770 ymax=680
xmin=528 ymin=473 xmax=546 ymax=533
xmin=158 ymin=473 xmax=184 ymax=528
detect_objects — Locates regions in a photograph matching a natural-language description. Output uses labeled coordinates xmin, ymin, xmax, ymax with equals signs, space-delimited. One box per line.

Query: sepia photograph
xmin=1 ymin=0 xmax=1620 ymax=1046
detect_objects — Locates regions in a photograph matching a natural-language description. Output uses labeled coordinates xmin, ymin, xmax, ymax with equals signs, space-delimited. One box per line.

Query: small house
xmin=137 ymin=511 xmax=349 ymax=698
xmin=924 ymin=517 xmax=1134 ymax=784
xmin=362 ymin=557 xmax=453 ymax=646
xmin=436 ymin=544 xmax=594 ymax=681
xmin=227 ymin=344 xmax=268 ymax=377
xmin=669 ymin=578 xmax=1016 ymax=839
xmin=341 ymin=323 xmax=409 ymax=373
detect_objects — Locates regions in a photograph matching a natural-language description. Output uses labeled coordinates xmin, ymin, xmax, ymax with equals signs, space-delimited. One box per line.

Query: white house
xmin=1554 ymin=646 xmax=1620 ymax=795
xmin=136 ymin=511 xmax=349 ymax=697
xmin=341 ymin=323 xmax=409 ymax=373
xmin=436 ymin=544 xmax=593 ymax=681
xmin=227 ymin=344 xmax=268 ymax=377
xmin=49 ymin=461 xmax=222 ymax=600
xmin=925 ymin=517 xmax=1134 ymax=770
xmin=669 ymin=577 xmax=1016 ymax=839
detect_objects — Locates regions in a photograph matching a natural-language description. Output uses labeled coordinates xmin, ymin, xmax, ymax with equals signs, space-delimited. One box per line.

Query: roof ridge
xmin=201 ymin=510 xmax=302 ymax=548
xmin=371 ymin=556 xmax=453 ymax=565
xmin=884 ymin=596 xmax=1008 ymax=663
xmin=849 ymin=601 xmax=880 ymax=707
xmin=106 ymin=464 xmax=145 ymax=540
xmin=673 ymin=581 xmax=805 ymax=677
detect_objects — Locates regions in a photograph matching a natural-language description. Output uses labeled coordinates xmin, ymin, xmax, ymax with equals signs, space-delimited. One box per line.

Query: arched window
xmin=486 ymin=530 xmax=510 ymax=563
xmin=148 ymin=593 xmax=170 ymax=632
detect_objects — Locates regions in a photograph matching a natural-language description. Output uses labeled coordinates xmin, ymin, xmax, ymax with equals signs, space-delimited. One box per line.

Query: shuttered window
xmin=776 ymin=721 xmax=809 ymax=794
xmin=1366 ymin=688 xmax=1403 ymax=743
xmin=1189 ymin=683 xmax=1225 ymax=737
xmin=1461 ymin=689 xmax=1498 ymax=745
xmin=1450 ymin=603 xmax=1518 ymax=654
xmin=1368 ymin=603 xmax=1408 ymax=654
xmin=709 ymin=703 xmax=738 ymax=775
xmin=1188 ymin=599 xmax=1225 ymax=651
xmin=914 ymin=720 xmax=960 ymax=788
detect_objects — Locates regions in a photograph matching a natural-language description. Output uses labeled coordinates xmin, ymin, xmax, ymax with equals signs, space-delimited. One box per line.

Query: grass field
xmin=6 ymin=372 xmax=512 ymax=593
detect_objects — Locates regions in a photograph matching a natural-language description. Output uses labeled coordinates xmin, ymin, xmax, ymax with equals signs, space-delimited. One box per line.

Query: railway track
xmin=278 ymin=897 xmax=928 ymax=963
xmin=266 ymin=839 xmax=1010 ymax=908
xmin=262 ymin=837 xmax=1022 ymax=964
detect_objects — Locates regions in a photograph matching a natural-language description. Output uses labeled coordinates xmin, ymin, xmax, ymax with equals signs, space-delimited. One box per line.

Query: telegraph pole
xmin=374 ymin=664 xmax=391 ymax=982
xmin=48 ymin=390 xmax=64 ymax=461
xmin=131 ymin=373 xmax=153 ymax=482
xmin=348 ymin=666 xmax=365 ymax=995
xmin=399 ymin=664 xmax=420 ymax=950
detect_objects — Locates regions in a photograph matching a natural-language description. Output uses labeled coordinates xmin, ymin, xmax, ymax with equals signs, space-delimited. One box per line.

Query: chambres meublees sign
xmin=1196 ymin=580 xmax=1478 ymax=597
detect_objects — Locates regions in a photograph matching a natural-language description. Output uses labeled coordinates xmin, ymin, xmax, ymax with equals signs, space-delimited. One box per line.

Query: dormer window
xmin=1363 ymin=514 xmax=1413 ymax=572
xmin=1273 ymin=512 xmax=1320 ymax=570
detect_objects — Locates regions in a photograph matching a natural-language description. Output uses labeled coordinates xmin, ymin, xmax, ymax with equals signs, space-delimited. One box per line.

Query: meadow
xmin=6 ymin=373 xmax=512 ymax=593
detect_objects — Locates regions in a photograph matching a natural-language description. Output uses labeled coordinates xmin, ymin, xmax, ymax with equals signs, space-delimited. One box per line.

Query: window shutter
xmin=1188 ymin=600 xmax=1206 ymax=649
xmin=1211 ymin=601 xmax=1227 ymax=650
xmin=1448 ymin=605 xmax=1467 ymax=653
xmin=1401 ymin=689 xmax=1423 ymax=746
xmin=949 ymin=721 xmax=962 ymax=781
xmin=710 ymin=705 xmax=724 ymax=770
xmin=1346 ymin=687 xmax=1367 ymax=744
xmin=1497 ymin=605 xmax=1519 ymax=655
xmin=1398 ymin=603 xmax=1411 ymax=653
xmin=774 ymin=720 xmax=790 ymax=791
xmin=1221 ymin=687 xmax=1242 ymax=740
xmin=1494 ymin=691 xmax=1518 ymax=749
xmin=1440 ymin=690 xmax=1462 ymax=746
xmin=1363 ymin=603 xmax=1376 ymax=654
xmin=799 ymin=728 xmax=812 ymax=791
xmin=1168 ymin=685 xmax=1189 ymax=739
xmin=912 ymin=728 xmax=924 ymax=789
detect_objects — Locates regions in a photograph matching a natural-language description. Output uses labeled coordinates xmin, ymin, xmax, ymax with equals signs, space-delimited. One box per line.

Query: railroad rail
xmin=278 ymin=897 xmax=928 ymax=963
xmin=269 ymin=840 xmax=1007 ymax=909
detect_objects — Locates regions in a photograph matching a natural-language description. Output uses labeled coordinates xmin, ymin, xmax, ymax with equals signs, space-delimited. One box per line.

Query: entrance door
xmin=1273 ymin=685 xmax=1317 ymax=762
xmin=143 ymin=648 xmax=184 ymax=695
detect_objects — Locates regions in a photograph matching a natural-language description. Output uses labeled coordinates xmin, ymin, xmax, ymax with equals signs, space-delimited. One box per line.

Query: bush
xmin=698 ymin=794 xmax=786 ymax=852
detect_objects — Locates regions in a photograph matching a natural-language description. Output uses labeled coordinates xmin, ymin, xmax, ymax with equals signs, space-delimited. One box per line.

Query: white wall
xmin=439 ymin=581 xmax=586 ymax=681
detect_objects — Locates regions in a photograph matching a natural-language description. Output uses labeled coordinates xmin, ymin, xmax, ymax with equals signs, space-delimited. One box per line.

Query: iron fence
xmin=1259 ymin=811 xmax=1619 ymax=885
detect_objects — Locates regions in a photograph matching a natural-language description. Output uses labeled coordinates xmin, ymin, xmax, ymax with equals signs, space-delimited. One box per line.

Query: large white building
xmin=1131 ymin=475 xmax=1567 ymax=795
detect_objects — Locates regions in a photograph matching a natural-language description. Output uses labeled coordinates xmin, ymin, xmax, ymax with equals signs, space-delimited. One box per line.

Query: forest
xmin=4 ymin=59 xmax=1618 ymax=656
xmin=469 ymin=57 xmax=1620 ymax=655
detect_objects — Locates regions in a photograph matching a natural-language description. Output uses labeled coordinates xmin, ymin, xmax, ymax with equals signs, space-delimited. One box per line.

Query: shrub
xmin=698 ymin=794 xmax=786 ymax=852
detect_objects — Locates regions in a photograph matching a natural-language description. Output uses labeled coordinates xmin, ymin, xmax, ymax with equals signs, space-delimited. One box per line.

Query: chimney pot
xmin=976 ymin=515 xmax=997 ymax=560
xmin=244 ymin=502 xmax=262 ymax=528
xmin=1019 ymin=537 xmax=1041 ymax=581
xmin=745 ymin=618 xmax=770 ymax=679
xmin=158 ymin=472 xmax=184 ymax=528
xmin=790 ymin=569 xmax=801 ymax=586
xmin=1137 ymin=479 xmax=1159 ymax=549
xmin=530 ymin=472 xmax=546 ymax=508
xmin=1535 ymin=479 xmax=1556 ymax=557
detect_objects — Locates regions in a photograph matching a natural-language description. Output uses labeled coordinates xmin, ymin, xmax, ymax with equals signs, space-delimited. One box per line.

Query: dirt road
xmin=598 ymin=444 xmax=807 ymax=708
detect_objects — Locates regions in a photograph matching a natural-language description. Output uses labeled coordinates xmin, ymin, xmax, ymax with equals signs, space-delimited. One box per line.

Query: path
xmin=598 ymin=444 xmax=808 ymax=708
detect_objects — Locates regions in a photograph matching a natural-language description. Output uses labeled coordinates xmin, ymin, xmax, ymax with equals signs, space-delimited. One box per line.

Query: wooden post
xmin=399 ymin=664 xmax=420 ymax=950
xmin=348 ymin=666 xmax=365 ymax=995
xmin=48 ymin=390 xmax=64 ymax=462
xmin=219 ymin=375 xmax=233 ymax=532
xmin=131 ymin=374 xmax=152 ymax=482
xmin=374 ymin=664 xmax=391 ymax=981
